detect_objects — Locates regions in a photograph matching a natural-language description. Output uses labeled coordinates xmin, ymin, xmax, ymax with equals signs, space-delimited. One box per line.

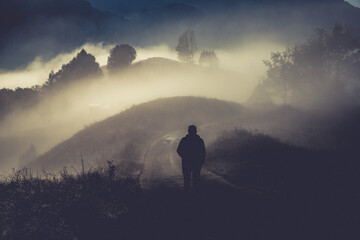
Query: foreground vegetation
xmin=206 ymin=128 xmax=360 ymax=239
xmin=2 ymin=109 xmax=360 ymax=240
xmin=3 ymin=139 xmax=359 ymax=240
xmin=0 ymin=168 xmax=142 ymax=240
xmin=206 ymin=129 xmax=329 ymax=197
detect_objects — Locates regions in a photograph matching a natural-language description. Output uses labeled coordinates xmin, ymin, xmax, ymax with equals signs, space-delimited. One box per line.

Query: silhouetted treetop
xmin=0 ymin=87 xmax=40 ymax=120
xmin=107 ymin=44 xmax=137 ymax=73
xmin=44 ymin=49 xmax=102 ymax=88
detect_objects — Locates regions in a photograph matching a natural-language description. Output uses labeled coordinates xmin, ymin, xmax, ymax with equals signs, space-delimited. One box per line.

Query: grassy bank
xmin=0 ymin=168 xmax=142 ymax=240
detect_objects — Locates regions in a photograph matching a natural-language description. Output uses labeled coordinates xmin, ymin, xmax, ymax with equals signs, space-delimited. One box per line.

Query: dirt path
xmin=136 ymin=131 xmax=278 ymax=240
xmin=137 ymin=130 xmax=307 ymax=240
xmin=139 ymin=130 xmax=246 ymax=191
xmin=140 ymin=130 xmax=184 ymax=189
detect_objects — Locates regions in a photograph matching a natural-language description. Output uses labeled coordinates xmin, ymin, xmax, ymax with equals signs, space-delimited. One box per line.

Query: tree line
xmin=2 ymin=24 xmax=359 ymax=120
xmin=263 ymin=24 xmax=360 ymax=107
xmin=175 ymin=29 xmax=219 ymax=67
xmin=0 ymin=44 xmax=137 ymax=120
xmin=0 ymin=29 xmax=220 ymax=121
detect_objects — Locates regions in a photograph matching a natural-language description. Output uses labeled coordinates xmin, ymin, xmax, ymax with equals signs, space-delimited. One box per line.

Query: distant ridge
xmin=133 ymin=57 xmax=181 ymax=66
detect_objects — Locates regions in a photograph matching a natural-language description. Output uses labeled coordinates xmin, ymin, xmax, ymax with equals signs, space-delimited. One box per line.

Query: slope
xmin=31 ymin=96 xmax=244 ymax=173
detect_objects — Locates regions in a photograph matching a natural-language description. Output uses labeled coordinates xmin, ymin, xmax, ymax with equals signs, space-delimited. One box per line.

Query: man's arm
xmin=177 ymin=138 xmax=184 ymax=158
xmin=200 ymin=139 xmax=206 ymax=164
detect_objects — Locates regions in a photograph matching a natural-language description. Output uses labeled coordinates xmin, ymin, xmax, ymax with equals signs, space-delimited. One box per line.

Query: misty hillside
xmin=32 ymin=97 xmax=244 ymax=172
xmin=106 ymin=57 xmax=251 ymax=101
xmin=125 ymin=57 xmax=206 ymax=76
xmin=0 ymin=57 xmax=252 ymax=170
xmin=28 ymin=94 xmax=360 ymax=174
xmin=131 ymin=57 xmax=189 ymax=69
xmin=119 ymin=57 xmax=242 ymax=81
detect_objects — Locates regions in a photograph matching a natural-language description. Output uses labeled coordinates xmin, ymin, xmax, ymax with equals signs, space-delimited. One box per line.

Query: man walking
xmin=177 ymin=125 xmax=206 ymax=191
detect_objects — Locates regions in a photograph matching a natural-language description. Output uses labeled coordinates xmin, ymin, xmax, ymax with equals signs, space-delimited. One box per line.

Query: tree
xmin=44 ymin=49 xmax=102 ymax=88
xmin=107 ymin=44 xmax=136 ymax=73
xmin=199 ymin=49 xmax=219 ymax=68
xmin=0 ymin=87 xmax=40 ymax=120
xmin=263 ymin=48 xmax=294 ymax=105
xmin=176 ymin=30 xmax=197 ymax=63
xmin=263 ymin=24 xmax=360 ymax=107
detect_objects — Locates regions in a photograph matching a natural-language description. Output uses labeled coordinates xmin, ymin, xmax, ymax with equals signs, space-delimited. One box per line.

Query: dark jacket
xmin=177 ymin=133 xmax=206 ymax=165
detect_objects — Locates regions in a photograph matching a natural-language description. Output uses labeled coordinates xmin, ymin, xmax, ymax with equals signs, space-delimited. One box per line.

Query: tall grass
xmin=0 ymin=165 xmax=141 ymax=240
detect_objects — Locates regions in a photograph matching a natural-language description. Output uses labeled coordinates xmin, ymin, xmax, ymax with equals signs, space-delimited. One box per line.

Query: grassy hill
xmin=203 ymin=127 xmax=360 ymax=239
xmin=31 ymin=94 xmax=352 ymax=174
xmin=7 ymin=97 xmax=360 ymax=239
xmin=0 ymin=57 xmax=252 ymax=171
xmin=31 ymin=96 xmax=244 ymax=173
xmin=206 ymin=129 xmax=331 ymax=197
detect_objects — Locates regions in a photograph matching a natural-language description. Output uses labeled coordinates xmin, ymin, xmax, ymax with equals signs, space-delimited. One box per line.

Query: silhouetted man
xmin=177 ymin=125 xmax=206 ymax=191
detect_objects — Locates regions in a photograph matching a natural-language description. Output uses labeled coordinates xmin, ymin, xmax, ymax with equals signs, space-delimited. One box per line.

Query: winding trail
xmin=140 ymin=130 xmax=183 ymax=189
xmin=139 ymin=129 xmax=242 ymax=191
xmin=137 ymin=130 xmax=281 ymax=240
xmin=137 ymin=129 xmax=335 ymax=240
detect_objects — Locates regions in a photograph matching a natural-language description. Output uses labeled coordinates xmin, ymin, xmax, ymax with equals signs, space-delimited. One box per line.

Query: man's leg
xmin=182 ymin=162 xmax=191 ymax=192
xmin=192 ymin=165 xmax=202 ymax=189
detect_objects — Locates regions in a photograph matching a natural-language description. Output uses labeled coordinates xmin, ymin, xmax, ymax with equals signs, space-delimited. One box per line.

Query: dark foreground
xmin=1 ymin=167 xmax=359 ymax=240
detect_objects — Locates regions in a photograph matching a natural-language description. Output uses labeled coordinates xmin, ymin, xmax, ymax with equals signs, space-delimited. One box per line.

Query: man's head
xmin=188 ymin=125 xmax=197 ymax=134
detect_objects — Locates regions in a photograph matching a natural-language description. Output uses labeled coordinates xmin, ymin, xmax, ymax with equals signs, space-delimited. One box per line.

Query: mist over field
xmin=0 ymin=35 xmax=284 ymax=171
xmin=0 ymin=40 xmax=282 ymax=89
xmin=0 ymin=0 xmax=359 ymax=170
xmin=1 ymin=1 xmax=360 ymax=239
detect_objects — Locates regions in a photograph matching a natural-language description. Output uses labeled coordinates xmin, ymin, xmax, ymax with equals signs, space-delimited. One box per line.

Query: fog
xmin=0 ymin=43 xmax=113 ymax=89
xmin=2 ymin=3 xmax=360 ymax=239
xmin=0 ymin=35 xmax=286 ymax=173
xmin=0 ymin=40 xmax=283 ymax=89
xmin=1 ymin=0 xmax=360 ymax=174
xmin=0 ymin=44 xmax=178 ymax=89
